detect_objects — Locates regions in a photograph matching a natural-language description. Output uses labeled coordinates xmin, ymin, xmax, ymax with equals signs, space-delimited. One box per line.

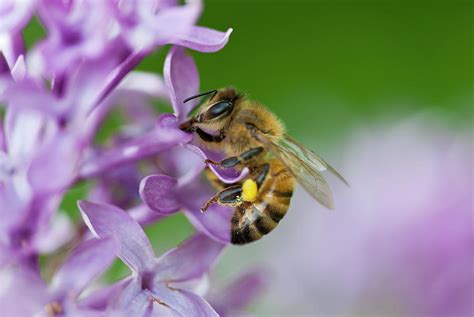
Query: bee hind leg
xmin=200 ymin=185 xmax=243 ymax=213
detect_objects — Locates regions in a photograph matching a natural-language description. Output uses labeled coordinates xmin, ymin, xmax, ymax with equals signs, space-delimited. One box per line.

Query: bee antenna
xmin=183 ymin=90 xmax=218 ymax=103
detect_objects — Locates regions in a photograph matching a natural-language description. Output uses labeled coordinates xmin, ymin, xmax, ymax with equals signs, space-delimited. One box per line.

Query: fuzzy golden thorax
xmin=179 ymin=87 xmax=285 ymax=157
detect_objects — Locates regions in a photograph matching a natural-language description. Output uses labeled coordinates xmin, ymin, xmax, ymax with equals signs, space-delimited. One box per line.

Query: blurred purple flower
xmin=256 ymin=117 xmax=473 ymax=316
xmin=0 ymin=237 xmax=117 ymax=316
xmin=207 ymin=270 xmax=268 ymax=317
xmin=79 ymin=200 xmax=224 ymax=317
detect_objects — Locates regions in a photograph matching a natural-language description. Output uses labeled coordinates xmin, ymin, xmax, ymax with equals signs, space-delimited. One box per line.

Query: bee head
xmin=179 ymin=88 xmax=240 ymax=135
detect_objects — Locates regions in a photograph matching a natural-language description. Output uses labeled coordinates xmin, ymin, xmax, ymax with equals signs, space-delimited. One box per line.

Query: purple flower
xmin=0 ymin=237 xmax=117 ymax=316
xmin=0 ymin=0 xmax=233 ymax=269
xmin=256 ymin=118 xmax=473 ymax=316
xmin=207 ymin=269 xmax=268 ymax=317
xmin=78 ymin=200 xmax=224 ymax=316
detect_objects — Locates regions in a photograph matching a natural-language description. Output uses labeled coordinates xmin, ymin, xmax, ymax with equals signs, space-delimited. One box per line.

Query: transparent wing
xmin=281 ymin=134 xmax=349 ymax=185
xmin=257 ymin=133 xmax=348 ymax=209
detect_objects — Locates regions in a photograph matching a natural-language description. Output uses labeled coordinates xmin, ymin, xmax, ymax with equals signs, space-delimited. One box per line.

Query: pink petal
xmin=171 ymin=27 xmax=233 ymax=53
xmin=179 ymin=180 xmax=232 ymax=244
xmin=32 ymin=213 xmax=75 ymax=253
xmin=0 ymin=0 xmax=35 ymax=34
xmin=78 ymin=200 xmax=155 ymax=273
xmin=0 ymin=52 xmax=10 ymax=75
xmin=139 ymin=174 xmax=180 ymax=214
xmin=3 ymin=79 xmax=61 ymax=117
xmin=164 ymin=46 xmax=199 ymax=122
xmin=122 ymin=0 xmax=202 ymax=51
xmin=154 ymin=233 xmax=224 ymax=282
xmin=0 ymin=33 xmax=25 ymax=68
xmin=209 ymin=270 xmax=268 ymax=313
xmin=185 ymin=144 xmax=249 ymax=184
xmin=129 ymin=204 xmax=167 ymax=227
xmin=117 ymin=279 xmax=153 ymax=317
xmin=79 ymin=124 xmax=192 ymax=178
xmin=80 ymin=278 xmax=131 ymax=311
xmin=185 ymin=204 xmax=232 ymax=244
xmin=0 ymin=266 xmax=48 ymax=317
xmin=151 ymin=283 xmax=218 ymax=317
xmin=28 ymin=132 xmax=81 ymax=194
xmin=50 ymin=237 xmax=117 ymax=297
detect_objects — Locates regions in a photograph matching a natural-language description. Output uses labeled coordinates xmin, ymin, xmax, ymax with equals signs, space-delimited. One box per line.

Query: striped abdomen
xmin=231 ymin=160 xmax=295 ymax=244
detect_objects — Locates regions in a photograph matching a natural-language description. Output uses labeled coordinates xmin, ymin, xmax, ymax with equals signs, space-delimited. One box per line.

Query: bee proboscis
xmin=179 ymin=88 xmax=348 ymax=245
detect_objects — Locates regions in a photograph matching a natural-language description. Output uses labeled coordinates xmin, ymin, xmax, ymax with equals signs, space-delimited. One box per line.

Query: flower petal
xmin=116 ymin=71 xmax=169 ymax=101
xmin=0 ymin=0 xmax=35 ymax=34
xmin=28 ymin=132 xmax=82 ymax=194
xmin=152 ymin=283 xmax=218 ymax=317
xmin=164 ymin=46 xmax=199 ymax=121
xmin=0 ymin=266 xmax=48 ymax=317
xmin=50 ymin=237 xmax=117 ymax=297
xmin=117 ymin=279 xmax=153 ymax=317
xmin=80 ymin=278 xmax=131 ymax=311
xmin=79 ymin=122 xmax=192 ymax=178
xmin=185 ymin=144 xmax=249 ymax=184
xmin=78 ymin=200 xmax=155 ymax=273
xmin=129 ymin=204 xmax=167 ymax=227
xmin=139 ymin=174 xmax=180 ymax=214
xmin=2 ymin=77 xmax=61 ymax=117
xmin=91 ymin=50 xmax=147 ymax=115
xmin=33 ymin=0 xmax=117 ymax=77
xmin=171 ymin=27 xmax=233 ymax=53
xmin=154 ymin=233 xmax=224 ymax=282
xmin=208 ymin=270 xmax=268 ymax=314
xmin=185 ymin=204 xmax=232 ymax=244
xmin=0 ymin=33 xmax=25 ymax=70
xmin=32 ymin=213 xmax=75 ymax=253
xmin=0 ymin=52 xmax=10 ymax=75
xmin=116 ymin=0 xmax=201 ymax=52
xmin=179 ymin=180 xmax=232 ymax=244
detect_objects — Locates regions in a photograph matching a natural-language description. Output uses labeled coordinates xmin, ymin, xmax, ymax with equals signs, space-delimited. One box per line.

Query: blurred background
xmin=153 ymin=1 xmax=474 ymax=315
xmin=26 ymin=0 xmax=472 ymax=315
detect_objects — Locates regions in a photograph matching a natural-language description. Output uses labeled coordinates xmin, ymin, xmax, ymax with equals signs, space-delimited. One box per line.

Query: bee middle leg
xmin=205 ymin=147 xmax=264 ymax=168
xmin=201 ymin=185 xmax=243 ymax=212
xmin=201 ymin=163 xmax=270 ymax=212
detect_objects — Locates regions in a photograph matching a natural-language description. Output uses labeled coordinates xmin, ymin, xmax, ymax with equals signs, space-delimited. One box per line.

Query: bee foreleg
xmin=205 ymin=147 xmax=264 ymax=168
xmin=201 ymin=185 xmax=243 ymax=213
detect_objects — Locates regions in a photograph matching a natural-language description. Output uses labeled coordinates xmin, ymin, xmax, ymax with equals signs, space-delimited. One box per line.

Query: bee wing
xmin=257 ymin=133 xmax=348 ymax=210
xmin=281 ymin=134 xmax=349 ymax=185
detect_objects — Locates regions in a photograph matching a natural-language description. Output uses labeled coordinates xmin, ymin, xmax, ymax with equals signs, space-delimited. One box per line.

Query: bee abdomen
xmin=231 ymin=193 xmax=292 ymax=245
xmin=230 ymin=159 xmax=295 ymax=245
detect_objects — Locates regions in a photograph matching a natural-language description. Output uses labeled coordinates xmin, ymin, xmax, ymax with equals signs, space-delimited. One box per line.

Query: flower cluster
xmin=0 ymin=1 xmax=264 ymax=316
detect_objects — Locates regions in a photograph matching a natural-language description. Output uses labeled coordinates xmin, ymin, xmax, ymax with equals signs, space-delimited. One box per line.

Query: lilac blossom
xmin=0 ymin=237 xmax=117 ymax=316
xmin=207 ymin=270 xmax=268 ymax=317
xmin=0 ymin=0 xmax=272 ymax=316
xmin=0 ymin=0 xmax=232 ymax=267
xmin=78 ymin=200 xmax=224 ymax=317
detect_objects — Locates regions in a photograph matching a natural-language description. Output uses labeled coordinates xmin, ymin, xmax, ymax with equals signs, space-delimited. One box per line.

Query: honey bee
xmin=179 ymin=88 xmax=348 ymax=245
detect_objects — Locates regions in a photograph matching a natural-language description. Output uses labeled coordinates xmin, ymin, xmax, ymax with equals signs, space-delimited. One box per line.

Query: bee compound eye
xmin=205 ymin=101 xmax=233 ymax=120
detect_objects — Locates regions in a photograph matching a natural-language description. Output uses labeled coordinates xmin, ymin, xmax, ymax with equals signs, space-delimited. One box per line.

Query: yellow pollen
xmin=242 ymin=179 xmax=258 ymax=202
